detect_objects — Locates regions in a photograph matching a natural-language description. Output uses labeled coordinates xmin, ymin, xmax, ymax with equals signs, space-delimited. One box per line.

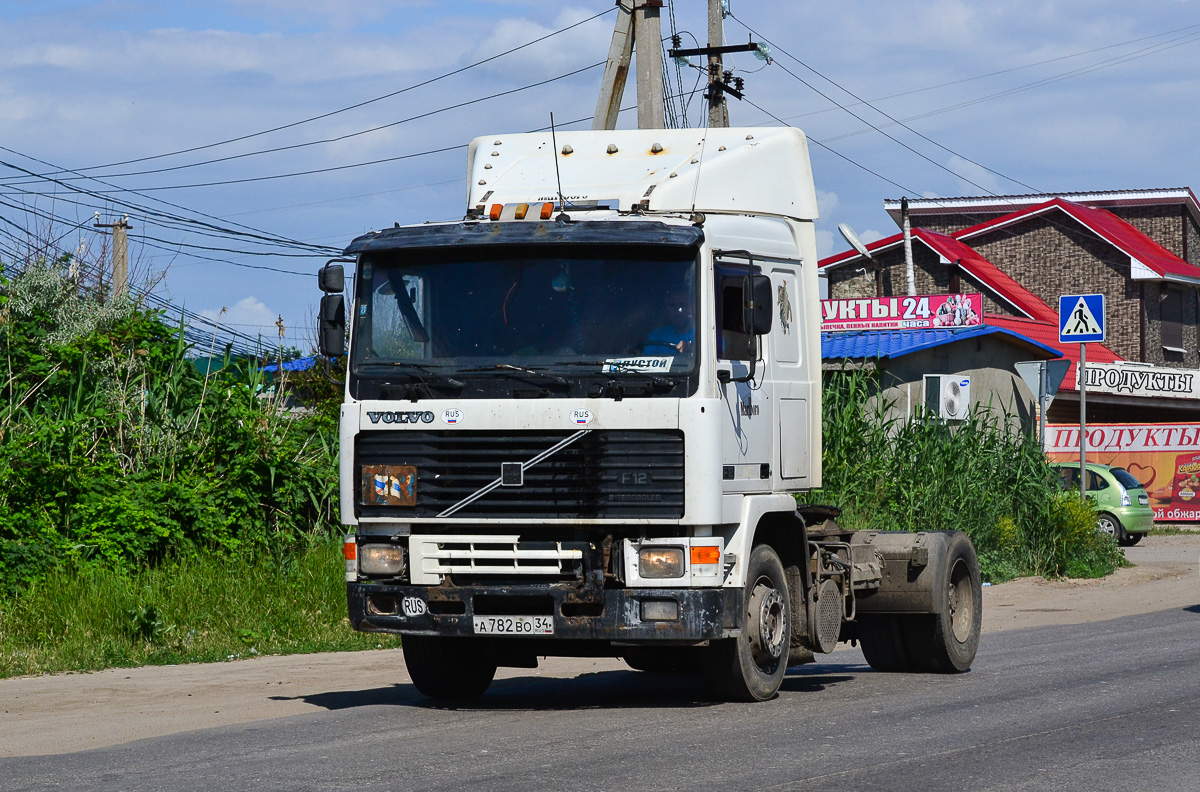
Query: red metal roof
xmin=954 ymin=198 xmax=1200 ymax=283
xmin=983 ymin=315 xmax=1123 ymax=392
xmin=914 ymin=231 xmax=1059 ymax=322
xmin=817 ymin=229 xmax=1059 ymax=322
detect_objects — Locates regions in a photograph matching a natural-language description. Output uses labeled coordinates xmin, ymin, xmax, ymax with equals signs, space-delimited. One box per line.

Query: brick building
xmin=820 ymin=189 xmax=1200 ymax=422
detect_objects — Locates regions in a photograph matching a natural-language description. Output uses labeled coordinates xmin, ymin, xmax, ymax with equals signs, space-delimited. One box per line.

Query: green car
xmin=1051 ymin=462 xmax=1154 ymax=546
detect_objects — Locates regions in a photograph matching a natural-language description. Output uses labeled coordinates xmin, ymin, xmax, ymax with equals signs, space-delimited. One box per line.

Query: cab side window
xmin=714 ymin=261 xmax=758 ymax=361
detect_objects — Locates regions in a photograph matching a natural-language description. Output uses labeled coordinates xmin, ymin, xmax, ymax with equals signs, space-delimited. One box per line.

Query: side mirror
xmin=318 ymin=262 xmax=345 ymax=293
xmin=745 ymin=273 xmax=773 ymax=336
xmin=318 ymin=294 xmax=346 ymax=357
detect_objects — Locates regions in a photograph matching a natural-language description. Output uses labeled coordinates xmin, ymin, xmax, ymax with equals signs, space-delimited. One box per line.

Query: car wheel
xmin=1097 ymin=513 xmax=1125 ymax=543
xmin=1119 ymin=531 xmax=1143 ymax=547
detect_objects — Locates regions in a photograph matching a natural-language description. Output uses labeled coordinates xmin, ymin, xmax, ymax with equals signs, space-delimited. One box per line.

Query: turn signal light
xmin=691 ymin=546 xmax=721 ymax=565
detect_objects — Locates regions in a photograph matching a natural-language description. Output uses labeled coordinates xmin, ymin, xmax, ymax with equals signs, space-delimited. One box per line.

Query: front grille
xmin=356 ymin=430 xmax=684 ymax=519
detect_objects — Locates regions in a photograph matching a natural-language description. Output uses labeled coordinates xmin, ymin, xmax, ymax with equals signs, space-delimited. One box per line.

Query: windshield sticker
xmin=571 ymin=408 xmax=593 ymax=425
xmin=441 ymin=408 xmax=464 ymax=425
xmin=602 ymin=356 xmax=674 ymax=373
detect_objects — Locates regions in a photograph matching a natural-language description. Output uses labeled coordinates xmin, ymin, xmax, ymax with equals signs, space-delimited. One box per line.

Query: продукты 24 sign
xmin=821 ymin=294 xmax=982 ymax=332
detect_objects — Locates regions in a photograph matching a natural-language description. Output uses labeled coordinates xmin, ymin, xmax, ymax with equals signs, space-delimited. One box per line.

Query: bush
xmin=805 ymin=368 xmax=1125 ymax=581
xmin=0 ymin=256 xmax=342 ymax=589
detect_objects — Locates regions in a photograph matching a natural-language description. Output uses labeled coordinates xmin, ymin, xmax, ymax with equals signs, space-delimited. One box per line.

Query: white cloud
xmin=815 ymin=189 xmax=839 ymax=217
xmin=200 ymin=296 xmax=281 ymax=337
xmin=815 ymin=228 xmax=834 ymax=259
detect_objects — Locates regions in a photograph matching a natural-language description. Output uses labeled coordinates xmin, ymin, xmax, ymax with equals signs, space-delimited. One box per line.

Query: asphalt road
xmin=4 ymin=605 xmax=1199 ymax=792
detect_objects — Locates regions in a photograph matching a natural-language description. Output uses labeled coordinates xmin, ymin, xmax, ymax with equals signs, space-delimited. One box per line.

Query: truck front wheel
xmin=702 ymin=544 xmax=790 ymax=701
xmin=402 ymin=636 xmax=497 ymax=700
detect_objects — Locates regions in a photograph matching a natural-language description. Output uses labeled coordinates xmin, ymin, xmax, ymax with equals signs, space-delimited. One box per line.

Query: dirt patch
xmin=2 ymin=536 xmax=1197 ymax=758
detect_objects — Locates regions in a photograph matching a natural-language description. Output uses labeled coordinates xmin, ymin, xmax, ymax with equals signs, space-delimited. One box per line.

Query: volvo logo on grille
xmin=367 ymin=411 xmax=435 ymax=425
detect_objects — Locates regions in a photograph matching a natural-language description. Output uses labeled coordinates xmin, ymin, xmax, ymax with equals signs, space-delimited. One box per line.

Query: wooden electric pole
xmin=593 ymin=0 xmax=664 ymax=130
xmin=95 ymin=216 xmax=131 ymax=297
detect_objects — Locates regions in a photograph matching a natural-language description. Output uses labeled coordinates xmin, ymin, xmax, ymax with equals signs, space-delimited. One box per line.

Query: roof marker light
xmin=540 ymin=202 xmax=554 ymax=219
xmin=489 ymin=204 xmax=503 ymax=221
xmin=514 ymin=203 xmax=529 ymax=220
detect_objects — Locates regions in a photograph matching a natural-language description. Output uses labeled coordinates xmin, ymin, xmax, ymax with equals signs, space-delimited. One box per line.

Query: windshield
xmin=352 ymin=249 xmax=697 ymax=376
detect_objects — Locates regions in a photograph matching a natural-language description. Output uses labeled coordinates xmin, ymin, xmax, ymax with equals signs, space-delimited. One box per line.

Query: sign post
xmin=1015 ymin=359 xmax=1071 ymax=449
xmin=1059 ymin=294 xmax=1106 ymax=501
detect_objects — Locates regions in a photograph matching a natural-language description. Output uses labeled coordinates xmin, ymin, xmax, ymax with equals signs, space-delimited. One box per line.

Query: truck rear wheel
xmin=858 ymin=531 xmax=981 ymax=673
xmin=857 ymin=614 xmax=915 ymax=672
xmin=402 ymin=636 xmax=497 ymax=700
xmin=702 ymin=544 xmax=790 ymax=701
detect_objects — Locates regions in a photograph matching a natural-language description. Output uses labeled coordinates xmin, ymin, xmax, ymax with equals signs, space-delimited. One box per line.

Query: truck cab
xmin=322 ymin=127 xmax=981 ymax=701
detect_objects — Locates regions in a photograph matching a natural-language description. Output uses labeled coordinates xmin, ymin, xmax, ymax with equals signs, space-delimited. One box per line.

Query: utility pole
xmin=633 ymin=0 xmax=664 ymax=129
xmin=707 ymin=0 xmax=729 ymax=128
xmin=592 ymin=2 xmax=634 ymax=130
xmin=593 ymin=0 xmax=664 ymax=130
xmin=95 ymin=216 xmax=131 ymax=298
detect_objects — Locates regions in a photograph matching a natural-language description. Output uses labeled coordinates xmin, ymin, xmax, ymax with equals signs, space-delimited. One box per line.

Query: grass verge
xmin=0 ymin=539 xmax=398 ymax=679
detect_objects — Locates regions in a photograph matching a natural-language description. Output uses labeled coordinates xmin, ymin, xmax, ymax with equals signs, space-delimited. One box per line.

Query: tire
xmin=402 ymin=636 xmax=497 ymax=700
xmin=902 ymin=532 xmax=982 ymax=673
xmin=1097 ymin=513 xmax=1124 ymax=543
xmin=1119 ymin=531 xmax=1143 ymax=547
xmin=702 ymin=544 xmax=791 ymax=701
xmin=857 ymin=614 xmax=916 ymax=672
xmin=623 ymin=647 xmax=693 ymax=673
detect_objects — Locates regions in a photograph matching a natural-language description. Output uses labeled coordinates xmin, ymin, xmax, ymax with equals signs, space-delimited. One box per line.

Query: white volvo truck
xmin=317 ymin=127 xmax=982 ymax=701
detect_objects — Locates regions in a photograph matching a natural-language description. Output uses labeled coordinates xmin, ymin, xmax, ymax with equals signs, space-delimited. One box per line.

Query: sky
xmin=2 ymin=0 xmax=1199 ymax=352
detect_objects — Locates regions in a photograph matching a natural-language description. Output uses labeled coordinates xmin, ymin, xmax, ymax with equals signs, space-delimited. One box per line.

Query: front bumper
xmin=348 ymin=582 xmax=739 ymax=642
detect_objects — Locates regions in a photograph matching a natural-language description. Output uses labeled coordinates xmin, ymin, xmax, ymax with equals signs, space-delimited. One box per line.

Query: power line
xmin=46 ymin=61 xmax=606 ymax=183
xmin=728 ymin=12 xmax=1038 ymax=194
xmin=10 ymin=6 xmax=619 ymax=180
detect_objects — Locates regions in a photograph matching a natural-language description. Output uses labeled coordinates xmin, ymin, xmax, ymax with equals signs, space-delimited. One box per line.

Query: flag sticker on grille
xmin=361 ymin=464 xmax=417 ymax=506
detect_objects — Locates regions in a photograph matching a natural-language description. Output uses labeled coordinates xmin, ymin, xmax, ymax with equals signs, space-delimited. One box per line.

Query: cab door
xmin=715 ymin=258 xmax=773 ymax=493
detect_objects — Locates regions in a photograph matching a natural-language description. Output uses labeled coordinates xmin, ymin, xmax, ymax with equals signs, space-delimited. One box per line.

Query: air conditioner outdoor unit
xmin=924 ymin=374 xmax=971 ymax=421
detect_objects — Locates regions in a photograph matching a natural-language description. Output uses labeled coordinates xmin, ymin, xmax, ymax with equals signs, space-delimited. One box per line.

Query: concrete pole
xmin=707 ymin=0 xmax=729 ymax=128
xmin=113 ymin=219 xmax=129 ymax=297
xmin=592 ymin=2 xmax=634 ymax=131
xmin=901 ymin=197 xmax=916 ymax=296
xmin=634 ymin=0 xmax=665 ymax=129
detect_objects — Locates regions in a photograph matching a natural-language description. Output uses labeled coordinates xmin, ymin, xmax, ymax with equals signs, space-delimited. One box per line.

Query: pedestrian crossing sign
xmin=1059 ymin=294 xmax=1105 ymax=343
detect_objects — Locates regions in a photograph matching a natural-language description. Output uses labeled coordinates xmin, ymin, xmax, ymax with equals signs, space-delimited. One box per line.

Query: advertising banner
xmin=821 ymin=293 xmax=983 ymax=332
xmin=1080 ymin=362 xmax=1200 ymax=401
xmin=1045 ymin=423 xmax=1200 ymax=522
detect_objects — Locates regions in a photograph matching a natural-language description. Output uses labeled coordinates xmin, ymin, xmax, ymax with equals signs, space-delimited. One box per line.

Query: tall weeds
xmin=0 ymin=255 xmax=342 ymax=592
xmin=808 ymin=368 xmax=1124 ymax=581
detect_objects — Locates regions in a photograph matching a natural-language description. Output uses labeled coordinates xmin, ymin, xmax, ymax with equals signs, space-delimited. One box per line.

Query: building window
xmin=1162 ymin=287 xmax=1184 ymax=351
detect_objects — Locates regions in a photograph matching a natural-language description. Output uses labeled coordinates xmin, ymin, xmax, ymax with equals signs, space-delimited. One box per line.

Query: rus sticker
xmin=571 ymin=408 xmax=593 ymax=425
xmin=441 ymin=408 xmax=464 ymax=425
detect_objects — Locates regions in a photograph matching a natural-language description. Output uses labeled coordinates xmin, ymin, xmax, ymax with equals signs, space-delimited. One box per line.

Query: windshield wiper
xmin=459 ymin=364 xmax=570 ymax=388
xmin=358 ymin=362 xmax=464 ymax=389
xmin=564 ymin=360 xmax=677 ymax=392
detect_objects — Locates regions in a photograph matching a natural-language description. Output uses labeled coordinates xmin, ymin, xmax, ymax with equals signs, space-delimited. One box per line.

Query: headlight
xmin=359 ymin=544 xmax=405 ymax=576
xmin=638 ymin=547 xmax=685 ymax=578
